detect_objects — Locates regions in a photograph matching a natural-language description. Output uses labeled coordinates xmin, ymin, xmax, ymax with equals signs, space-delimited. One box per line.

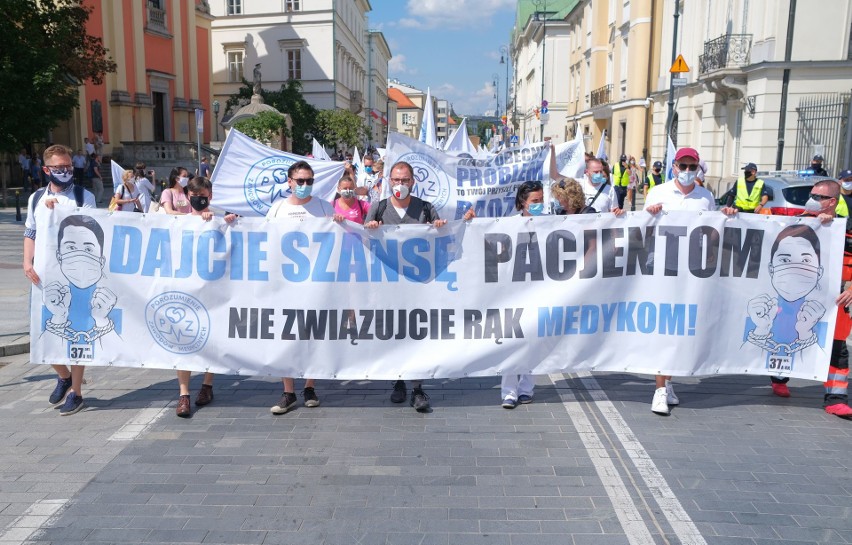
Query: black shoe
xmin=411 ymin=388 xmax=431 ymax=411
xmin=49 ymin=377 xmax=72 ymax=406
xmin=390 ymin=380 xmax=407 ymax=403
xmin=303 ymin=387 xmax=320 ymax=408
xmin=270 ymin=392 xmax=298 ymax=415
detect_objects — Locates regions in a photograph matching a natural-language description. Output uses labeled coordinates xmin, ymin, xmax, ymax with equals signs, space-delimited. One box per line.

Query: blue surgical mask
xmin=365 ymin=166 xmax=373 ymax=174
xmin=591 ymin=173 xmax=606 ymax=185
xmin=294 ymin=184 xmax=312 ymax=199
xmin=677 ymin=170 xmax=697 ymax=187
xmin=527 ymin=203 xmax=544 ymax=216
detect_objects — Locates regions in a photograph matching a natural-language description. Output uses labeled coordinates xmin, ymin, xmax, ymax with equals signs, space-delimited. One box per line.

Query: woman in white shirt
xmin=133 ymin=163 xmax=156 ymax=213
xmin=114 ymin=170 xmax=141 ymax=212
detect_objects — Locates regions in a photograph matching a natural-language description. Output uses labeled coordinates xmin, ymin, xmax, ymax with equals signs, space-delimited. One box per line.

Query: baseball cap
xmin=652 ymin=161 xmax=663 ymax=168
xmin=742 ymin=162 xmax=758 ymax=172
xmin=620 ymin=154 xmax=627 ymax=162
xmin=813 ymin=154 xmax=824 ymax=161
xmin=674 ymin=147 xmax=699 ymax=162
xmin=838 ymin=169 xmax=852 ymax=180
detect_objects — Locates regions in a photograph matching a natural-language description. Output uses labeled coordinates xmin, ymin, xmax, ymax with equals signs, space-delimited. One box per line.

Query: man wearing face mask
xmin=364 ymin=161 xmax=447 ymax=412
xmin=611 ymin=154 xmax=631 ymax=209
xmin=721 ymin=162 xmax=773 ymax=213
xmin=644 ymin=147 xmax=720 ymax=415
xmin=576 ymin=158 xmax=618 ymax=213
xmin=23 ymin=145 xmax=97 ymax=414
xmin=837 ymin=169 xmax=852 ymax=213
xmin=356 ymin=155 xmax=380 ymax=201
xmin=644 ymin=161 xmax=663 ymax=196
xmin=810 ymin=154 xmax=829 ymax=177
xmin=266 ymin=161 xmax=343 ymax=416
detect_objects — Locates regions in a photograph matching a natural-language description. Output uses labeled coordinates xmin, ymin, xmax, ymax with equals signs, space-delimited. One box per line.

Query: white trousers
xmin=501 ymin=374 xmax=535 ymax=401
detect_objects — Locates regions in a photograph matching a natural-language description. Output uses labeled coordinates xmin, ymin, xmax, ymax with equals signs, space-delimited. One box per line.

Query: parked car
xmin=716 ymin=172 xmax=834 ymax=215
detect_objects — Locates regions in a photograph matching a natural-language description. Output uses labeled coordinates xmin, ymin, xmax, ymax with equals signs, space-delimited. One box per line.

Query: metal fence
xmin=794 ymin=92 xmax=852 ymax=174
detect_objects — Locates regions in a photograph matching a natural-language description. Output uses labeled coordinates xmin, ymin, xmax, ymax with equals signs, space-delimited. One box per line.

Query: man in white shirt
xmin=580 ymin=157 xmax=618 ymax=213
xmin=84 ymin=137 xmax=95 ymax=156
xmin=23 ymin=144 xmax=97 ymax=416
xmin=266 ymin=160 xmax=342 ymax=415
xmin=644 ymin=146 xmax=719 ymax=416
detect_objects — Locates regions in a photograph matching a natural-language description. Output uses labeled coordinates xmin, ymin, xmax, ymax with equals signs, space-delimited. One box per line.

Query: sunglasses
xmin=809 ymin=193 xmax=833 ymax=201
xmin=521 ymin=181 xmax=544 ymax=190
xmin=677 ymin=163 xmax=699 ymax=171
xmin=291 ymin=177 xmax=314 ymax=186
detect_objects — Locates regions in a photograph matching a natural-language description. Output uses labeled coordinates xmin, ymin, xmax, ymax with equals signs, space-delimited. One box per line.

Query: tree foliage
xmin=0 ymin=0 xmax=116 ymax=153
xmin=232 ymin=111 xmax=288 ymax=145
xmin=226 ymin=79 xmax=318 ymax=154
xmin=314 ymin=109 xmax=370 ymax=152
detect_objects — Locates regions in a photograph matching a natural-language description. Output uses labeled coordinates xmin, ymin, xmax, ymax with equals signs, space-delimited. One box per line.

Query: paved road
xmin=2 ymin=205 xmax=852 ymax=545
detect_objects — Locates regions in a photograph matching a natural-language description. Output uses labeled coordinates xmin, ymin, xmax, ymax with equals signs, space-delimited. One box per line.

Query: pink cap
xmin=674 ymin=147 xmax=699 ymax=161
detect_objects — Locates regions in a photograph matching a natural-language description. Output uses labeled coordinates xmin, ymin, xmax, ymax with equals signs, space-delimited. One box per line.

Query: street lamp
xmin=212 ymin=100 xmax=220 ymax=141
xmin=492 ymin=73 xmax=500 ymax=117
xmin=533 ymin=0 xmax=547 ymax=141
xmin=499 ymin=45 xmax=510 ymax=136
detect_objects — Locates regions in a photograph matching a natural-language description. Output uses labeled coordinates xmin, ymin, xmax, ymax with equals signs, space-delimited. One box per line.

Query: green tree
xmin=232 ymin=111 xmax=288 ymax=145
xmin=0 ymin=0 xmax=116 ymax=153
xmin=314 ymin=109 xmax=370 ymax=152
xmin=226 ymin=79 xmax=318 ymax=154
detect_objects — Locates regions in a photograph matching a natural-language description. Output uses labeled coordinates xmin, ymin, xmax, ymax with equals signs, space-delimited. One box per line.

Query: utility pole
xmin=775 ymin=0 xmax=797 ymax=170
xmin=534 ymin=0 xmax=547 ymax=142
xmin=663 ymin=0 xmax=680 ymax=160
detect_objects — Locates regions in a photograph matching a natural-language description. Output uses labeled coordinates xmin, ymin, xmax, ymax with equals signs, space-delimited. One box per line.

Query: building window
xmin=228 ymin=51 xmax=244 ymax=83
xmin=402 ymin=113 xmax=412 ymax=125
xmin=285 ymin=0 xmax=300 ymax=11
xmin=227 ymin=0 xmax=242 ymax=15
xmin=146 ymin=0 xmax=167 ymax=33
xmin=287 ymin=49 xmax=302 ymax=80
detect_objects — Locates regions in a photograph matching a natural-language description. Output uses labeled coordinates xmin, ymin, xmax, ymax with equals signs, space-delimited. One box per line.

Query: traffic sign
xmin=510 ymin=135 xmax=519 ymax=144
xmin=672 ymin=77 xmax=688 ymax=87
xmin=541 ymin=100 xmax=549 ymax=108
xmin=670 ymin=54 xmax=690 ymax=73
xmin=195 ymin=108 xmax=204 ymax=134
xmin=541 ymin=107 xmax=549 ymax=114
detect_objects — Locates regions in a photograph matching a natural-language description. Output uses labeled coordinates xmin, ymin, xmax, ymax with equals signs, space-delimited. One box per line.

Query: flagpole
xmin=663 ymin=0 xmax=680 ymax=164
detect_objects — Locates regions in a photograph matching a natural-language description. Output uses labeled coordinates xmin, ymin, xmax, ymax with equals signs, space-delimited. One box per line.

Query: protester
xmin=86 ymin=153 xmax=105 ymax=205
xmin=364 ymin=161 xmax=447 ymax=412
xmin=23 ymin=144 xmax=96 ymax=416
xmin=266 ymin=160 xmax=343 ymax=415
xmin=549 ymin=143 xmax=617 ymax=213
xmin=84 ymin=137 xmax=95 ymax=156
xmin=175 ymin=176 xmax=237 ymax=417
xmin=550 ymin=178 xmax=587 ymax=215
xmin=627 ymin=156 xmax=640 ymax=211
xmin=199 ymin=156 xmax=211 ymax=178
xmin=333 ymin=174 xmax=370 ymax=224
xmin=644 ymin=146 xmax=723 ymax=415
xmin=133 ymin=163 xmax=156 ymax=213
xmin=72 ymin=149 xmax=87 ymax=186
xmin=160 ymin=167 xmax=192 ymax=215
xmin=114 ymin=170 xmax=142 ymax=212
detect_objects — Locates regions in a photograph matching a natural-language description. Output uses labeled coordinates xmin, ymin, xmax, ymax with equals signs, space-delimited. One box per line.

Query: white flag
xmin=311 ymin=138 xmax=331 ymax=161
xmin=110 ymin=160 xmax=126 ymax=193
xmin=443 ymin=118 xmax=477 ymax=156
xmin=209 ymin=129 xmax=345 ymax=217
xmin=418 ymin=87 xmax=437 ymax=148
xmin=665 ymin=135 xmax=677 ymax=181
xmin=596 ymin=129 xmax=607 ymax=161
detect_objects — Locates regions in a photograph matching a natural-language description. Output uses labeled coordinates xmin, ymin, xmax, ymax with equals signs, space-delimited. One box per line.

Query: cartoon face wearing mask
xmin=769 ymin=234 xmax=823 ymax=302
xmin=56 ymin=225 xmax=105 ymax=289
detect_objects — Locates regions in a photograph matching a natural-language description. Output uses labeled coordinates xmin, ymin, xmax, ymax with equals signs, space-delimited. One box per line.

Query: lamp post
xmin=492 ymin=73 xmax=500 ymax=117
xmin=499 ymin=46 xmax=510 ymax=135
xmin=533 ymin=0 xmax=547 ymax=142
xmin=212 ymin=100 xmax=220 ymax=141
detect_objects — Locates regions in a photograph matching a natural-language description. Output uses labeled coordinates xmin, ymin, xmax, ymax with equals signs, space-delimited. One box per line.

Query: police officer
xmin=611 ymin=154 xmax=630 ymax=208
xmin=839 ymin=169 xmax=852 ymax=213
xmin=644 ymin=160 xmax=663 ymax=195
xmin=810 ymin=154 xmax=829 ymax=176
xmin=723 ymin=162 xmax=772 ymax=213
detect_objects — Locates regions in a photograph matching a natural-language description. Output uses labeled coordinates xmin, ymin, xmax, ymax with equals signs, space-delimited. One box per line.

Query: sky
xmin=367 ymin=0 xmax=518 ymax=117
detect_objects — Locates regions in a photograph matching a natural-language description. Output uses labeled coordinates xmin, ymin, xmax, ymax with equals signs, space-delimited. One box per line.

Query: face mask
xmin=811 ymin=163 xmax=820 ymax=169
xmin=189 ymin=196 xmax=209 ymax=211
xmin=804 ymin=198 xmax=823 ymax=213
xmin=590 ymin=173 xmax=605 ymax=185
xmin=58 ymin=250 xmax=102 ymax=289
xmin=293 ymin=184 xmax=312 ymax=199
xmin=771 ymin=263 xmax=821 ymax=302
xmin=744 ymin=171 xmax=755 ymax=179
xmin=365 ymin=166 xmax=373 ymax=174
xmin=178 ymin=177 xmax=189 ymax=188
xmin=48 ymin=170 xmax=74 ymax=188
xmin=392 ymin=184 xmax=410 ymax=200
xmin=677 ymin=170 xmax=697 ymax=187
xmin=340 ymin=189 xmax=356 ymax=199
xmin=527 ymin=203 xmax=544 ymax=216
xmin=842 ymin=182 xmax=852 ymax=191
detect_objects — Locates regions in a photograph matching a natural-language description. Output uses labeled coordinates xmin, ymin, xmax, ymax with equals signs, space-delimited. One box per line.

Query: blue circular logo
xmin=243 ymin=156 xmax=295 ymax=215
xmin=146 ymin=292 xmax=210 ymax=355
xmin=397 ymin=152 xmax=452 ymax=212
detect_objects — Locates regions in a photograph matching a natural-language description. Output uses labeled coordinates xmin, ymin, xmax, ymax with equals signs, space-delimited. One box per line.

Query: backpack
xmin=31 ymin=185 xmax=85 ymax=215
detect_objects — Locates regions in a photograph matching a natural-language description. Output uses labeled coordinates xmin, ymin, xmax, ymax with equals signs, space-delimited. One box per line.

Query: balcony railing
xmin=698 ymin=34 xmax=752 ymax=74
xmin=147 ymin=5 xmax=168 ymax=33
xmin=590 ymin=84 xmax=613 ymax=108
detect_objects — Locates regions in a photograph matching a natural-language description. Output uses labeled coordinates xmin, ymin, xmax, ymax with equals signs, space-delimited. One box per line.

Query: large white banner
xmin=385 ymin=133 xmax=585 ymax=221
xmin=211 ymin=129 xmax=345 ymax=217
xmin=31 ymin=207 xmax=843 ymax=381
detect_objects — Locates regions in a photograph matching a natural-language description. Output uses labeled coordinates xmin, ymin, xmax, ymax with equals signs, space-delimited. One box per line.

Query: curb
xmin=0 ymin=339 xmax=30 ymax=358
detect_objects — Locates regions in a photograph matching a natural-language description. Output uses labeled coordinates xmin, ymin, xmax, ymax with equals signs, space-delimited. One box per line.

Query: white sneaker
xmin=652 ymin=387 xmax=670 ymax=415
xmin=665 ymin=380 xmax=679 ymax=405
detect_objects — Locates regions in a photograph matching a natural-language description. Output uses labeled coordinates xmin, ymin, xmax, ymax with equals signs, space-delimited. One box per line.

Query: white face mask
xmin=392 ymin=184 xmax=410 ymax=200
xmin=677 ymin=170 xmax=697 ymax=187
xmin=842 ymin=181 xmax=852 ymax=191
xmin=59 ymin=250 xmax=102 ymax=289
xmin=178 ymin=177 xmax=189 ymax=188
xmin=771 ymin=263 xmax=821 ymax=302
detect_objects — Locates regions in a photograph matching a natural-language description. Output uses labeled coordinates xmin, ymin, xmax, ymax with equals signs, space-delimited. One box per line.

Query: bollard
xmin=15 ymin=190 xmax=21 ymax=222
